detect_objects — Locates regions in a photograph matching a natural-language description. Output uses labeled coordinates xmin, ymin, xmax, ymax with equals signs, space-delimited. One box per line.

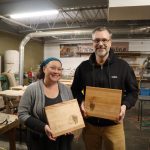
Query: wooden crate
xmin=45 ymin=99 xmax=85 ymax=137
xmin=85 ymin=86 xmax=122 ymax=120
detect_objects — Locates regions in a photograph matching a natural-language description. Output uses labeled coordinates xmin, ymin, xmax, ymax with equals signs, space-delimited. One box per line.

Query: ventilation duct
xmin=19 ymin=29 xmax=93 ymax=84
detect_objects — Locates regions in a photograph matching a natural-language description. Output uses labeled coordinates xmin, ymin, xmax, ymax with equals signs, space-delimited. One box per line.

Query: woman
xmin=18 ymin=57 xmax=74 ymax=150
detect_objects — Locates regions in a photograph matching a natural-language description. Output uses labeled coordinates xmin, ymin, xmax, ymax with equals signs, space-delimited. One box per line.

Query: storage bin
xmin=140 ymin=88 xmax=150 ymax=96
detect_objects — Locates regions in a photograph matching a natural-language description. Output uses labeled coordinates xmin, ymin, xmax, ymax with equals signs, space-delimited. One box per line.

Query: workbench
xmin=0 ymin=113 xmax=19 ymax=150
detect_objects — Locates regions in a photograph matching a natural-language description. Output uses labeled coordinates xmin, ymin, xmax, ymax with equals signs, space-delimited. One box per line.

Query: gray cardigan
xmin=18 ymin=79 xmax=73 ymax=124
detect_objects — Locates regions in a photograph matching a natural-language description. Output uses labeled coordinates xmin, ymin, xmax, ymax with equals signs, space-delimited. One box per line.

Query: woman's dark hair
xmin=37 ymin=67 xmax=45 ymax=79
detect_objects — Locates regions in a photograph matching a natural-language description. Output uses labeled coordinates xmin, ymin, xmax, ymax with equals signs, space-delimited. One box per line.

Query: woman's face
xmin=43 ymin=61 xmax=62 ymax=82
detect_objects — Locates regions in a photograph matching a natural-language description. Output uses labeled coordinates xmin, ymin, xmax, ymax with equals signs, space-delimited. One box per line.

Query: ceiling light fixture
xmin=10 ymin=10 xmax=59 ymax=19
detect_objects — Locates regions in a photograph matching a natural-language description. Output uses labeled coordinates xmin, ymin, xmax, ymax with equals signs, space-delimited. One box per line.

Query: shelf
xmin=115 ymin=52 xmax=140 ymax=57
xmin=130 ymin=64 xmax=144 ymax=68
xmin=76 ymin=52 xmax=94 ymax=56
xmin=76 ymin=51 xmax=150 ymax=57
xmin=115 ymin=51 xmax=150 ymax=57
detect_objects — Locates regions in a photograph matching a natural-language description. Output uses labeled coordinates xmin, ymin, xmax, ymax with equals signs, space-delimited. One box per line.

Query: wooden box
xmin=85 ymin=86 xmax=122 ymax=120
xmin=45 ymin=99 xmax=85 ymax=137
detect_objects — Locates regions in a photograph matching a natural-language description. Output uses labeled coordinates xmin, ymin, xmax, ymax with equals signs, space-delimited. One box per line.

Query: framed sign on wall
xmin=60 ymin=42 xmax=129 ymax=58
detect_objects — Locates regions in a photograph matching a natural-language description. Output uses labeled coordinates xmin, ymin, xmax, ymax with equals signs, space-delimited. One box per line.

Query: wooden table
xmin=0 ymin=90 xmax=24 ymax=97
xmin=0 ymin=90 xmax=24 ymax=114
xmin=59 ymin=79 xmax=73 ymax=86
xmin=0 ymin=113 xmax=19 ymax=150
xmin=0 ymin=89 xmax=25 ymax=149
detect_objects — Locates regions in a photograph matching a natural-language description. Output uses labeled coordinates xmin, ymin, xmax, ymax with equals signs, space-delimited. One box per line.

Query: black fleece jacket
xmin=71 ymin=49 xmax=138 ymax=126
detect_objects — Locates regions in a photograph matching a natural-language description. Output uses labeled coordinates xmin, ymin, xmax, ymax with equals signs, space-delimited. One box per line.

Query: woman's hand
xmin=44 ymin=124 xmax=56 ymax=141
xmin=72 ymin=129 xmax=82 ymax=142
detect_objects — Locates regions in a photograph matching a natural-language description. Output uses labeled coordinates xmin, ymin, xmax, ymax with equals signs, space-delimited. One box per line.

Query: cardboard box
xmin=85 ymin=86 xmax=122 ymax=120
xmin=45 ymin=99 xmax=85 ymax=137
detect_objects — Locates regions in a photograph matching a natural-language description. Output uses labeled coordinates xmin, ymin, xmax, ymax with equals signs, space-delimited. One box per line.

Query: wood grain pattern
xmin=85 ymin=86 xmax=122 ymax=120
xmin=45 ymin=99 xmax=85 ymax=137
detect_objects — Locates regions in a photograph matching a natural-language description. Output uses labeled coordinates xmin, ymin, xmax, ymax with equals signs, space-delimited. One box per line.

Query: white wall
xmin=44 ymin=44 xmax=60 ymax=58
xmin=44 ymin=43 xmax=88 ymax=77
xmin=0 ymin=56 xmax=1 ymax=74
xmin=0 ymin=56 xmax=1 ymax=91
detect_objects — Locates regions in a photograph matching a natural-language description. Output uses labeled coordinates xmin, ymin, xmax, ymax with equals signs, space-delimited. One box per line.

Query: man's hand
xmin=81 ymin=101 xmax=88 ymax=117
xmin=117 ymin=105 xmax=126 ymax=123
xmin=44 ymin=124 xmax=56 ymax=141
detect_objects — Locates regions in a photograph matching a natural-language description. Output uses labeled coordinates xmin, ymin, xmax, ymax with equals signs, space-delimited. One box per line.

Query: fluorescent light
xmin=10 ymin=10 xmax=59 ymax=19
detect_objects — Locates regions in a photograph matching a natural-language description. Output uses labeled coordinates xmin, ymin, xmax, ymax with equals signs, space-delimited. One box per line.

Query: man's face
xmin=92 ymin=30 xmax=112 ymax=58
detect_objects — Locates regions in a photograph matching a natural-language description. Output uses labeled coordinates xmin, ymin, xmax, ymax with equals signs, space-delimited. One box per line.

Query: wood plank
xmin=85 ymin=86 xmax=122 ymax=120
xmin=45 ymin=99 xmax=85 ymax=137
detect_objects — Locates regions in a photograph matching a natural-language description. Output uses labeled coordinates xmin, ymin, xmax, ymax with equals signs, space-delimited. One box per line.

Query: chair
xmin=138 ymin=95 xmax=150 ymax=130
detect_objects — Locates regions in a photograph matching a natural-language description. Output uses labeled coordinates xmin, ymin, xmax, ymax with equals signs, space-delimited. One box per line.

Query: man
xmin=71 ymin=26 xmax=138 ymax=150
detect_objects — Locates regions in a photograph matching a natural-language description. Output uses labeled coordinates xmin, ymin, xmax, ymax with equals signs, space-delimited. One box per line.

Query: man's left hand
xmin=117 ymin=105 xmax=126 ymax=123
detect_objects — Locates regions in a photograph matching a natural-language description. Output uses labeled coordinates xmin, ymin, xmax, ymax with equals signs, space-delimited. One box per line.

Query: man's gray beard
xmin=96 ymin=50 xmax=109 ymax=58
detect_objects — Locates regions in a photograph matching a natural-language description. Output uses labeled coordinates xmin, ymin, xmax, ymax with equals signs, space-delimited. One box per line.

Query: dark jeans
xmin=26 ymin=130 xmax=73 ymax=150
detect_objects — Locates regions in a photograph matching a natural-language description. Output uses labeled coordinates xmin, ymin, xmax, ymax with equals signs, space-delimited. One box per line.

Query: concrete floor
xmin=0 ymin=104 xmax=150 ymax=150
xmin=124 ymin=106 xmax=150 ymax=150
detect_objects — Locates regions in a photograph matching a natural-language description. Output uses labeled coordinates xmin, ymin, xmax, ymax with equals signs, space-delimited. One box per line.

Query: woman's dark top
xmin=26 ymin=92 xmax=73 ymax=150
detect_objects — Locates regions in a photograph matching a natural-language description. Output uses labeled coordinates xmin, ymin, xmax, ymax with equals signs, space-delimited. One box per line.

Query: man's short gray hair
xmin=92 ymin=26 xmax=112 ymax=38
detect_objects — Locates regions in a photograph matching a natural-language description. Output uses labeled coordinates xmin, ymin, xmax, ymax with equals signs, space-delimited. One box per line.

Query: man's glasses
xmin=92 ymin=38 xmax=110 ymax=44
